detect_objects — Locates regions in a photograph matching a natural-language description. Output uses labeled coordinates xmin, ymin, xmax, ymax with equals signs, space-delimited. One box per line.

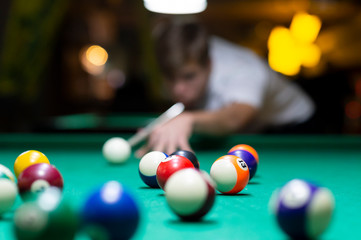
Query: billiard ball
xmin=228 ymin=144 xmax=258 ymax=180
xmin=17 ymin=163 xmax=63 ymax=200
xmin=0 ymin=178 xmax=18 ymax=215
xmin=14 ymin=150 xmax=50 ymax=178
xmin=139 ymin=151 xmax=168 ymax=188
xmin=228 ymin=144 xmax=259 ymax=163
xmin=210 ymin=155 xmax=249 ymax=194
xmin=0 ymin=164 xmax=15 ymax=182
xmin=165 ymin=168 xmax=215 ymax=221
xmin=102 ymin=137 xmax=131 ymax=164
xmin=81 ymin=181 xmax=140 ymax=240
xmin=171 ymin=150 xmax=200 ymax=169
xmin=14 ymin=187 xmax=78 ymax=240
xmin=269 ymin=179 xmax=335 ymax=239
xmin=156 ymin=155 xmax=195 ymax=190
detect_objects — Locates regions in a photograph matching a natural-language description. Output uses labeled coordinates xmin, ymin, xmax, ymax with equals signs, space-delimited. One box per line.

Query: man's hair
xmin=153 ymin=18 xmax=210 ymax=79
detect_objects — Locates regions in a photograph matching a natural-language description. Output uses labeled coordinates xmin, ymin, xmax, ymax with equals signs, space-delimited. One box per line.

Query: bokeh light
xmin=345 ymin=101 xmax=361 ymax=119
xmin=298 ymin=43 xmax=322 ymax=68
xmin=268 ymin=27 xmax=301 ymax=76
xmin=107 ymin=69 xmax=126 ymax=89
xmin=268 ymin=12 xmax=322 ymax=76
xmin=86 ymin=45 xmax=108 ymax=66
xmin=354 ymin=79 xmax=361 ymax=98
xmin=290 ymin=12 xmax=322 ymax=44
xmin=80 ymin=45 xmax=108 ymax=75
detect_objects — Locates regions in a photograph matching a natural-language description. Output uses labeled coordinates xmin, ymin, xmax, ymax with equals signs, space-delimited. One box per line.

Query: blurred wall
xmin=0 ymin=0 xmax=360 ymax=133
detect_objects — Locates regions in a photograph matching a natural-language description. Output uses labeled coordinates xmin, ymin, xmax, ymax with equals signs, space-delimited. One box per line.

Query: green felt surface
xmin=0 ymin=133 xmax=361 ymax=239
xmin=52 ymin=113 xmax=157 ymax=131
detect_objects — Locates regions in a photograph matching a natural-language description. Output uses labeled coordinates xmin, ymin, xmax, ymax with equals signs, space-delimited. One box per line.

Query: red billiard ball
xmin=17 ymin=163 xmax=63 ymax=200
xmin=156 ymin=155 xmax=195 ymax=190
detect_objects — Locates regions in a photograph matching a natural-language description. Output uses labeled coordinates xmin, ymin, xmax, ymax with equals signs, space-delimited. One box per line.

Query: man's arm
xmin=136 ymin=103 xmax=258 ymax=157
xmin=191 ymin=102 xmax=258 ymax=135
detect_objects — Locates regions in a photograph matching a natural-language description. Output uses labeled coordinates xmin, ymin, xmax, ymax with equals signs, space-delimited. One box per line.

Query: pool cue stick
xmin=127 ymin=102 xmax=185 ymax=148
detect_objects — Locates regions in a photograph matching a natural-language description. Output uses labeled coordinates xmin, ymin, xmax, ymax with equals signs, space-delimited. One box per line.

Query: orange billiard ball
xmin=14 ymin=150 xmax=50 ymax=178
xmin=210 ymin=155 xmax=249 ymax=194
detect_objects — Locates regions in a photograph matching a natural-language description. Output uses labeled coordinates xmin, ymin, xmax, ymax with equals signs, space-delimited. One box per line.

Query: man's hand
xmin=136 ymin=112 xmax=194 ymax=158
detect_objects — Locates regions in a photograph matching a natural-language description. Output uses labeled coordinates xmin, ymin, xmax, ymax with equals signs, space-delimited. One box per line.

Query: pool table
xmin=1 ymin=133 xmax=361 ymax=239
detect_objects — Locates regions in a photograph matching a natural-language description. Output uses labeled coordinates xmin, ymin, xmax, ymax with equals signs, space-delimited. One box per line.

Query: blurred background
xmin=0 ymin=0 xmax=360 ymax=134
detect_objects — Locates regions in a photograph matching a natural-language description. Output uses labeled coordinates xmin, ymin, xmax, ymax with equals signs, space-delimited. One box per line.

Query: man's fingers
xmin=179 ymin=138 xmax=193 ymax=152
xmin=135 ymin=145 xmax=149 ymax=159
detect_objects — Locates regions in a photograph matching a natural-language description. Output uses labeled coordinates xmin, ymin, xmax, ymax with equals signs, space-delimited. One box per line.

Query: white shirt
xmin=201 ymin=37 xmax=315 ymax=132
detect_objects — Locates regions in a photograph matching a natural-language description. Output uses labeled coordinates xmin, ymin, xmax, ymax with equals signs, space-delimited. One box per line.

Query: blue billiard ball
xmin=139 ymin=151 xmax=168 ymax=188
xmin=81 ymin=181 xmax=140 ymax=240
xmin=269 ymin=179 xmax=335 ymax=239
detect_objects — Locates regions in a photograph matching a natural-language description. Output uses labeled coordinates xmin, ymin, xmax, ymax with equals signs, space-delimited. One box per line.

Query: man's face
xmin=164 ymin=61 xmax=210 ymax=109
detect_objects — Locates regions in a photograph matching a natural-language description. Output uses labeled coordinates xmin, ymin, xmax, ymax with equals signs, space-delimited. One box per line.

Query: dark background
xmin=0 ymin=0 xmax=360 ymax=133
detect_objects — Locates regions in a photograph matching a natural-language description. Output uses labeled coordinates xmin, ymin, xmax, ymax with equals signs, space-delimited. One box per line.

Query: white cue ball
xmin=102 ymin=137 xmax=131 ymax=164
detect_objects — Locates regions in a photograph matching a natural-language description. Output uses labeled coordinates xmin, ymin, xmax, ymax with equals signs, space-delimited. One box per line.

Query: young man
xmin=136 ymin=19 xmax=315 ymax=157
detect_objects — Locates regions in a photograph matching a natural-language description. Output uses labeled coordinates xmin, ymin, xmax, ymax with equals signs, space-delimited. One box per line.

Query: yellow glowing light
xmin=269 ymin=50 xmax=301 ymax=76
xmin=267 ymin=12 xmax=322 ymax=76
xmin=298 ymin=43 xmax=321 ymax=68
xmin=267 ymin=27 xmax=294 ymax=50
xmin=290 ymin=12 xmax=322 ymax=44
xmin=268 ymin=27 xmax=301 ymax=76
xmin=86 ymin=45 xmax=108 ymax=66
